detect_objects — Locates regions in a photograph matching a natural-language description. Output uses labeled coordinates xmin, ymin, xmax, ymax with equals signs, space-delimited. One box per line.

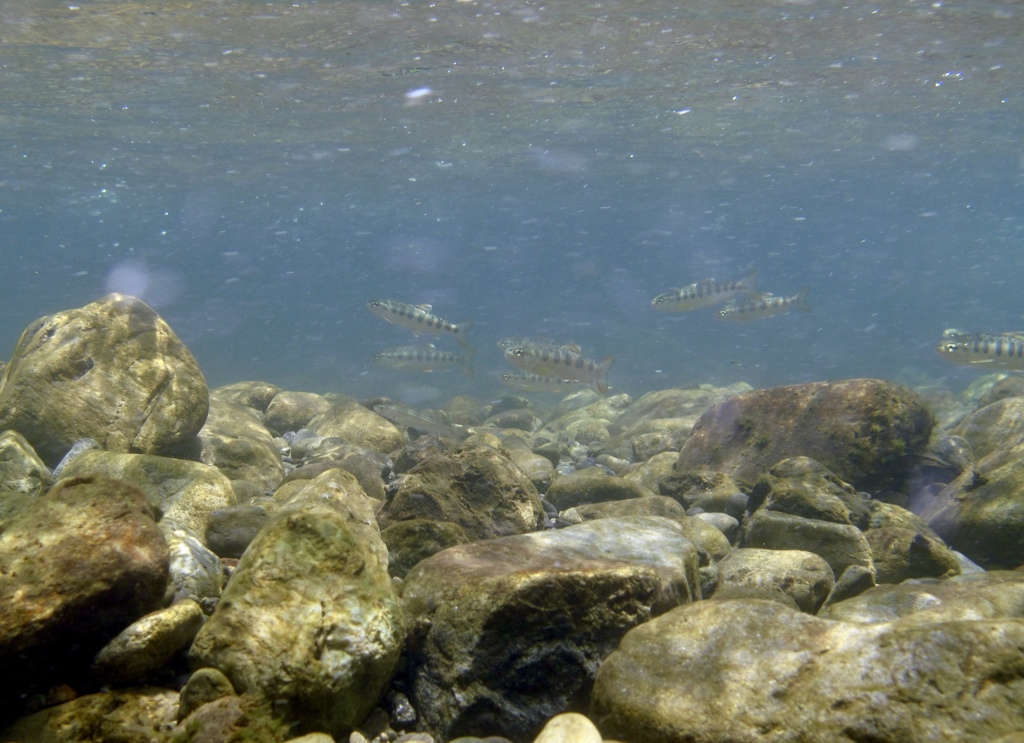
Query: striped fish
xmin=367 ymin=299 xmax=473 ymax=347
xmin=936 ymin=331 xmax=1024 ymax=370
xmin=372 ymin=345 xmax=475 ymax=377
xmin=503 ymin=342 xmax=614 ymax=395
xmin=651 ymin=269 xmax=758 ymax=312
xmin=717 ymin=288 xmax=811 ymax=321
xmin=498 ymin=371 xmax=593 ymax=394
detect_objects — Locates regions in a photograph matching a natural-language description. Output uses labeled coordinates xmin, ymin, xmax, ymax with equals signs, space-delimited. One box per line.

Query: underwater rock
xmin=742 ymin=508 xmax=874 ymax=579
xmin=402 ymin=515 xmax=701 ymax=742
xmin=544 ymin=467 xmax=656 ymax=510
xmin=377 ymin=444 xmax=543 ymax=541
xmin=160 ymin=519 xmax=224 ymax=607
xmin=657 ymin=469 xmax=748 ymax=519
xmin=177 ymin=666 xmax=236 ymax=721
xmin=172 ymin=693 xmax=291 ymax=742
xmin=189 ymin=470 xmax=404 ymax=738
xmin=0 ymin=294 xmax=208 ymax=466
xmin=0 ymin=429 xmax=51 ymax=496
xmin=380 ymin=518 xmax=470 ymax=579
xmin=863 ymin=527 xmax=960 ymax=584
xmin=563 ymin=495 xmax=731 ymax=563
xmin=948 ymin=396 xmax=1024 ymax=461
xmin=60 ymin=449 xmax=237 ymax=539
xmin=820 ymin=570 xmax=1024 ymax=624
xmin=92 ymin=599 xmax=205 ymax=687
xmin=610 ymin=384 xmax=751 ymax=434
xmin=916 ymin=439 xmax=1024 ymax=569
xmin=591 ymin=598 xmax=1024 ymax=743
xmin=263 ymin=390 xmax=332 ymax=436
xmin=748 ymin=457 xmax=872 ymax=527
xmin=308 ymin=395 xmax=405 ymax=455
xmin=0 ymin=476 xmax=169 ymax=707
xmin=292 ymin=438 xmax=392 ymax=501
xmin=204 ymin=503 xmax=271 ymax=559
xmin=197 ymin=398 xmax=284 ymax=495
xmin=0 ymin=686 xmax=179 ymax=743
xmin=532 ymin=712 xmax=603 ymax=743
xmin=211 ymin=380 xmax=282 ymax=414
xmin=496 ymin=433 xmax=556 ymax=492
xmin=675 ymin=378 xmax=934 ymax=492
xmin=712 ymin=548 xmax=834 ymax=613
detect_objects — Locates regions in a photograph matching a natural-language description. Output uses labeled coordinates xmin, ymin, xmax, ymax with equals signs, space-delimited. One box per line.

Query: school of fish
xmin=365 ymin=270 xmax=1015 ymax=400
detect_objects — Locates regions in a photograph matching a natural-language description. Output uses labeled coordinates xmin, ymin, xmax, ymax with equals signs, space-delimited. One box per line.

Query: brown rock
xmin=0 ymin=476 xmax=169 ymax=705
xmin=675 ymin=379 xmax=933 ymax=492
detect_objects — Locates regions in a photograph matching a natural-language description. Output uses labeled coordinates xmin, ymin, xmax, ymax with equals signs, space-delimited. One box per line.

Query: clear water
xmin=1 ymin=0 xmax=1021 ymax=405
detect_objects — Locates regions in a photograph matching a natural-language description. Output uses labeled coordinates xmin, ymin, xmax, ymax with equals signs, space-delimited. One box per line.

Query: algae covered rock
xmin=591 ymin=598 xmax=1024 ymax=743
xmin=60 ymin=449 xmax=237 ymax=538
xmin=0 ymin=476 xmax=169 ymax=706
xmin=377 ymin=443 xmax=543 ymax=540
xmin=308 ymin=395 xmax=404 ymax=454
xmin=713 ymin=548 xmax=834 ymax=613
xmin=188 ymin=472 xmax=404 ymax=738
xmin=403 ymin=515 xmax=701 ymax=742
xmin=675 ymin=379 xmax=934 ymax=491
xmin=0 ymin=687 xmax=180 ymax=743
xmin=0 ymin=294 xmax=208 ymax=465
xmin=92 ymin=599 xmax=205 ymax=686
xmin=820 ymin=570 xmax=1024 ymax=624
xmin=197 ymin=398 xmax=284 ymax=494
xmin=545 ymin=466 xmax=655 ymax=510
xmin=0 ymin=429 xmax=51 ymax=496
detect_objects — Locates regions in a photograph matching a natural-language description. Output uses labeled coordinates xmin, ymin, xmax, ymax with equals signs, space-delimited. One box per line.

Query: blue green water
xmin=1 ymin=0 xmax=1021 ymax=404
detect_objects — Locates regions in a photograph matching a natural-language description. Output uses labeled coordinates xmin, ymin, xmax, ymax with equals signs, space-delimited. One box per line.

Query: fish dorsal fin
xmin=415 ymin=303 xmax=432 ymax=311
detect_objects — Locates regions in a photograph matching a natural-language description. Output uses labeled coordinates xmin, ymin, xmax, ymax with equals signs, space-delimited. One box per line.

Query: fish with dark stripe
xmin=503 ymin=342 xmax=613 ymax=395
xmin=367 ymin=299 xmax=473 ymax=347
xmin=651 ymin=269 xmax=758 ymax=312
xmin=936 ymin=329 xmax=1024 ymax=370
xmin=372 ymin=344 xmax=475 ymax=377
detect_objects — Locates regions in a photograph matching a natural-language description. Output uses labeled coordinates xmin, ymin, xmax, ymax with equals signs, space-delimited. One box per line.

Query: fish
xmin=372 ymin=345 xmax=475 ymax=377
xmin=498 ymin=371 xmax=593 ymax=394
xmin=716 ymin=287 xmax=811 ymax=321
xmin=367 ymin=299 xmax=473 ymax=347
xmin=371 ymin=403 xmax=469 ymax=441
xmin=503 ymin=342 xmax=614 ymax=395
xmin=650 ymin=269 xmax=759 ymax=312
xmin=936 ymin=331 xmax=1024 ymax=370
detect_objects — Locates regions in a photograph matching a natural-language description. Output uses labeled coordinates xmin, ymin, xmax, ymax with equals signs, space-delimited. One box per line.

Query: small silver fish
xmin=367 ymin=299 xmax=473 ymax=347
xmin=372 ymin=345 xmax=475 ymax=377
xmin=651 ymin=269 xmax=758 ymax=312
xmin=716 ymin=287 xmax=811 ymax=321
xmin=503 ymin=343 xmax=614 ymax=395
xmin=936 ymin=331 xmax=1024 ymax=370
xmin=371 ymin=403 xmax=469 ymax=441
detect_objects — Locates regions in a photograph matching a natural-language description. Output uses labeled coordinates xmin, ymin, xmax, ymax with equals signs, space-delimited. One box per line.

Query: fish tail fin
xmin=459 ymin=347 xmax=477 ymax=378
xmin=742 ymin=268 xmax=759 ymax=296
xmin=455 ymin=319 xmax=474 ymax=348
xmin=796 ymin=287 xmax=812 ymax=313
xmin=593 ymin=355 xmax=615 ymax=395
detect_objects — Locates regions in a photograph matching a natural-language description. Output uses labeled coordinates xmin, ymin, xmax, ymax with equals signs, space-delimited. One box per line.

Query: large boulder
xmin=0 ymin=294 xmax=208 ymax=465
xmin=675 ymin=379 xmax=934 ymax=492
xmin=402 ymin=515 xmax=701 ymax=742
xmin=591 ymin=598 xmax=1024 ymax=742
xmin=188 ymin=469 xmax=404 ymax=738
xmin=0 ymin=476 xmax=169 ymax=709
